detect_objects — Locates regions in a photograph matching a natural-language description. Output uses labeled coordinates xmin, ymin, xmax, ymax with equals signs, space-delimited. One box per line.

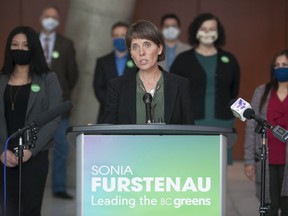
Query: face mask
xmin=41 ymin=17 xmax=59 ymax=32
xmin=10 ymin=50 xmax=32 ymax=65
xmin=196 ymin=30 xmax=218 ymax=45
xmin=274 ymin=67 xmax=288 ymax=82
xmin=113 ymin=38 xmax=126 ymax=52
xmin=162 ymin=26 xmax=180 ymax=40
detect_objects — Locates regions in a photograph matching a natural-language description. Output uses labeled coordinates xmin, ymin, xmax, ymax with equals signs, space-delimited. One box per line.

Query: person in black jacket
xmin=0 ymin=26 xmax=62 ymax=216
xmin=102 ymin=20 xmax=194 ymax=125
xmin=93 ymin=21 xmax=138 ymax=123
xmin=170 ymin=13 xmax=240 ymax=164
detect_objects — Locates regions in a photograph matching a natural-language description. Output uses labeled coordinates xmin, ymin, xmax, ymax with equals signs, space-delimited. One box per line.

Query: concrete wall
xmin=64 ymin=0 xmax=136 ymax=187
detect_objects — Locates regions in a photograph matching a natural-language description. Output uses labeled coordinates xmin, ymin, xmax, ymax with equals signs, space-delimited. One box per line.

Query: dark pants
xmin=268 ymin=165 xmax=288 ymax=216
xmin=0 ymin=150 xmax=49 ymax=216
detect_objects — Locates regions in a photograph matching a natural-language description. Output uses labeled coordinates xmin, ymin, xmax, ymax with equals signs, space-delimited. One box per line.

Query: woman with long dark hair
xmin=0 ymin=26 xmax=62 ymax=216
xmin=244 ymin=50 xmax=288 ymax=216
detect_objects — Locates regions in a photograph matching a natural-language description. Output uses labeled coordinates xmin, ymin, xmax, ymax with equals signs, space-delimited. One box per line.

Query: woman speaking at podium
xmin=102 ymin=20 xmax=194 ymax=125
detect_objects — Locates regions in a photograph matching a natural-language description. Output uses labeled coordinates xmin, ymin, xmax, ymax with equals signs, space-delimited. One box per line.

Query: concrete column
xmin=67 ymin=0 xmax=136 ymax=125
xmin=47 ymin=0 xmax=136 ymax=188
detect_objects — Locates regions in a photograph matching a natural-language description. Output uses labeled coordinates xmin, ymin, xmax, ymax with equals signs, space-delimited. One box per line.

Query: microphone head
xmin=230 ymin=97 xmax=252 ymax=121
xmin=243 ymin=108 xmax=255 ymax=120
xmin=142 ymin=93 xmax=153 ymax=104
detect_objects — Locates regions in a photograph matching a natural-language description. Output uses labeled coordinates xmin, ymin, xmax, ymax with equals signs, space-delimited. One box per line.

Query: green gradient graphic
xmin=82 ymin=135 xmax=222 ymax=216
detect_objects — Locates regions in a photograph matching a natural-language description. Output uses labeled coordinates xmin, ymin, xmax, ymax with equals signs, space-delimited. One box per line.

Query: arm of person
xmin=230 ymin=54 xmax=241 ymax=99
xmin=269 ymin=108 xmax=288 ymax=128
xmin=244 ymin=164 xmax=255 ymax=181
xmin=180 ymin=79 xmax=194 ymax=125
xmin=170 ymin=54 xmax=183 ymax=76
xmin=29 ymin=72 xmax=62 ymax=156
xmin=66 ymin=40 xmax=79 ymax=90
xmin=101 ymin=78 xmax=121 ymax=124
xmin=243 ymin=86 xmax=263 ymax=180
xmin=93 ymin=59 xmax=107 ymax=105
xmin=0 ymin=147 xmax=33 ymax=166
xmin=0 ymin=149 xmax=18 ymax=167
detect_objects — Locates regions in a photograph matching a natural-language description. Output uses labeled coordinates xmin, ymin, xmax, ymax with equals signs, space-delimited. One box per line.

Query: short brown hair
xmin=111 ymin=21 xmax=129 ymax=35
xmin=40 ymin=5 xmax=61 ymax=17
xmin=125 ymin=20 xmax=165 ymax=62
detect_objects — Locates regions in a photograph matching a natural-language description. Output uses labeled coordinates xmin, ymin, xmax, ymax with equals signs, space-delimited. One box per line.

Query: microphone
xmin=142 ymin=93 xmax=153 ymax=124
xmin=231 ymin=97 xmax=288 ymax=142
xmin=10 ymin=100 xmax=73 ymax=139
xmin=271 ymin=125 xmax=288 ymax=142
xmin=230 ymin=98 xmax=272 ymax=127
xmin=245 ymin=108 xmax=288 ymax=142
xmin=230 ymin=98 xmax=252 ymax=121
xmin=243 ymin=108 xmax=272 ymax=129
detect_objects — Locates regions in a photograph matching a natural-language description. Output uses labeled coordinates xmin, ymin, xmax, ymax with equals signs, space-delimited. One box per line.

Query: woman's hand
xmin=244 ymin=164 xmax=255 ymax=181
xmin=1 ymin=149 xmax=33 ymax=167
xmin=0 ymin=150 xmax=18 ymax=167
xmin=23 ymin=149 xmax=32 ymax=163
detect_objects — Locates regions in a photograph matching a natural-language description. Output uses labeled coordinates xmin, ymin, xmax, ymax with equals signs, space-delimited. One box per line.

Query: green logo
xmin=126 ymin=60 xmax=135 ymax=68
xmin=52 ymin=51 xmax=60 ymax=59
xmin=31 ymin=84 xmax=40 ymax=92
xmin=221 ymin=56 xmax=230 ymax=63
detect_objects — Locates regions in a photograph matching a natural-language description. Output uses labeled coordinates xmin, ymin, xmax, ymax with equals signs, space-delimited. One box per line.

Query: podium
xmin=68 ymin=124 xmax=237 ymax=216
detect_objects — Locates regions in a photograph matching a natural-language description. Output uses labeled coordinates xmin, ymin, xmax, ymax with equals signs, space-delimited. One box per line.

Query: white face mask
xmin=162 ymin=26 xmax=180 ymax=40
xmin=196 ymin=30 xmax=218 ymax=45
xmin=41 ymin=17 xmax=59 ymax=32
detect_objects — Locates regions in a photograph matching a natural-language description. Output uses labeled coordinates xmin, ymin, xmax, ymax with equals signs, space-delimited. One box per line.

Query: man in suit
xmin=158 ymin=13 xmax=191 ymax=71
xmin=93 ymin=21 xmax=138 ymax=123
xmin=39 ymin=6 xmax=78 ymax=199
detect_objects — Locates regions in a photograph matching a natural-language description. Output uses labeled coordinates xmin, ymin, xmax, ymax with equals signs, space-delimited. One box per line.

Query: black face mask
xmin=10 ymin=50 xmax=32 ymax=65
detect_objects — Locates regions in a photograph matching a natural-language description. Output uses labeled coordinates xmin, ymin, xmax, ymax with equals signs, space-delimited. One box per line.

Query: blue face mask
xmin=113 ymin=38 xmax=126 ymax=52
xmin=274 ymin=67 xmax=288 ymax=82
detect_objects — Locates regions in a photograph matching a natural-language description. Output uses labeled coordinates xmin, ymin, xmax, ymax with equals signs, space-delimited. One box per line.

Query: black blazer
xmin=93 ymin=51 xmax=137 ymax=123
xmin=51 ymin=33 xmax=78 ymax=102
xmin=102 ymin=68 xmax=194 ymax=125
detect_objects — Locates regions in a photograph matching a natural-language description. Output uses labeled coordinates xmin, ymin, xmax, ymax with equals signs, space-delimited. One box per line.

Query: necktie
xmin=44 ymin=37 xmax=50 ymax=63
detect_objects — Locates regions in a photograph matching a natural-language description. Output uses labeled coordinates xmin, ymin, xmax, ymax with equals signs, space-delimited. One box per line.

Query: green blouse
xmin=136 ymin=71 xmax=164 ymax=124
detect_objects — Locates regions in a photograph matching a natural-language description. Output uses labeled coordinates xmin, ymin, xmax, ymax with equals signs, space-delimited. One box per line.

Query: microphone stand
xmin=14 ymin=127 xmax=37 ymax=216
xmin=254 ymin=122 xmax=270 ymax=215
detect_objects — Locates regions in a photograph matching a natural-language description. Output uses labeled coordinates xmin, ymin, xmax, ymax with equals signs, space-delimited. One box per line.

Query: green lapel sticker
xmin=31 ymin=84 xmax=40 ymax=92
xmin=52 ymin=51 xmax=60 ymax=59
xmin=126 ymin=60 xmax=135 ymax=68
xmin=221 ymin=56 xmax=230 ymax=63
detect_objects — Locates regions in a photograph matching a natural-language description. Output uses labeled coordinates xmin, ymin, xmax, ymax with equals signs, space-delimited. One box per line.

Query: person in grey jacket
xmin=0 ymin=26 xmax=62 ymax=216
xmin=244 ymin=50 xmax=288 ymax=216
xmin=158 ymin=13 xmax=191 ymax=71
xmin=39 ymin=6 xmax=78 ymax=199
